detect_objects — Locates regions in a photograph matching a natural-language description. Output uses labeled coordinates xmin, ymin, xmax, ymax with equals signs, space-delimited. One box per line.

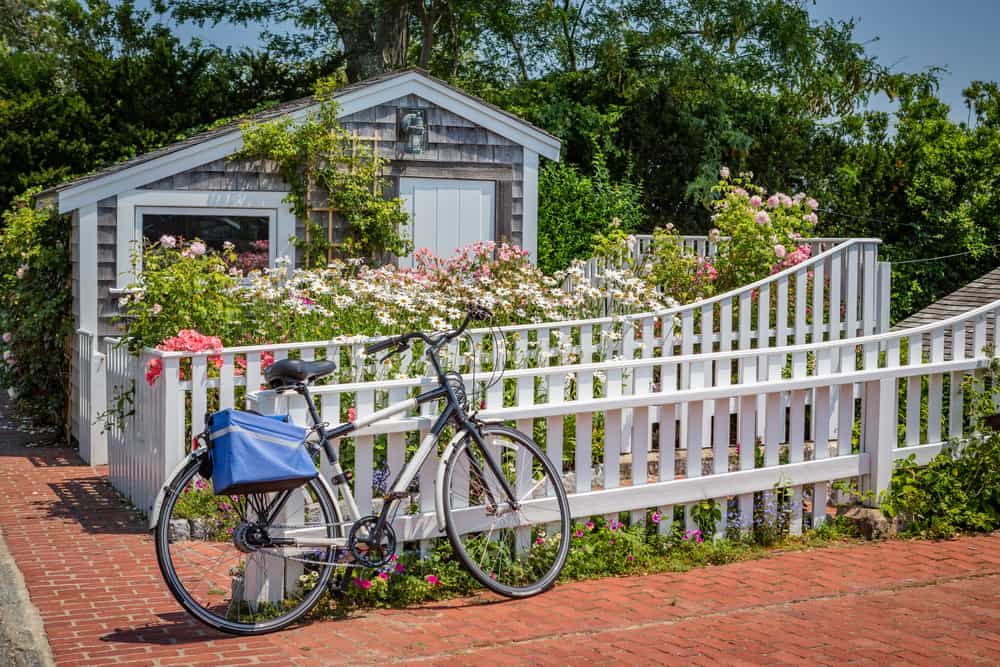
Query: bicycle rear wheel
xmin=154 ymin=453 xmax=343 ymax=635
xmin=442 ymin=424 xmax=571 ymax=597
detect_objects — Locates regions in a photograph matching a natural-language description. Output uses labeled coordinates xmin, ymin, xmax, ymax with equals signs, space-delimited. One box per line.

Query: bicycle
xmin=151 ymin=305 xmax=571 ymax=635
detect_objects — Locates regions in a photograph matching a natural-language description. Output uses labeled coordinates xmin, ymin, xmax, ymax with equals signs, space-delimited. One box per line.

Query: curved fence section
xmin=103 ymin=237 xmax=886 ymax=515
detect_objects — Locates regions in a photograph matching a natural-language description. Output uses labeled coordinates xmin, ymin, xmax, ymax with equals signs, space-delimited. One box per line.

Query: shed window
xmin=142 ymin=212 xmax=269 ymax=254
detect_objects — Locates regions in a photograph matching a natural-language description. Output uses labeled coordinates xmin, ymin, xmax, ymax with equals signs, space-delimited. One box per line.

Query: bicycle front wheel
xmin=443 ymin=424 xmax=571 ymax=597
xmin=154 ymin=453 xmax=343 ymax=635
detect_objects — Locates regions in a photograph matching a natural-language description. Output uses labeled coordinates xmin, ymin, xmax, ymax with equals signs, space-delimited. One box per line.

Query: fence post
xmin=157 ymin=356 xmax=183 ymax=514
xmin=88 ymin=348 xmax=108 ymax=465
xmin=877 ymin=261 xmax=892 ymax=335
xmin=862 ymin=378 xmax=897 ymax=507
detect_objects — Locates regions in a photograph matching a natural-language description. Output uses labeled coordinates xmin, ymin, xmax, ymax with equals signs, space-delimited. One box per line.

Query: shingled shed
xmin=41 ymin=68 xmax=561 ymax=340
xmin=894 ymin=265 xmax=1000 ymax=358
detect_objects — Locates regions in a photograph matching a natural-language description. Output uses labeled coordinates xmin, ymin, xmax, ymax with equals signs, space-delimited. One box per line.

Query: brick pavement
xmin=0 ymin=435 xmax=998 ymax=666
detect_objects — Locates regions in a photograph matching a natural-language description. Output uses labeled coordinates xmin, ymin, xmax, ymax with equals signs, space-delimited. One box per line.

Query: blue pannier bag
xmin=208 ymin=408 xmax=318 ymax=495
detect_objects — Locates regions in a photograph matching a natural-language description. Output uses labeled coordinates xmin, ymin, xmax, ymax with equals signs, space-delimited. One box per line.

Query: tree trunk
xmin=331 ymin=0 xmax=411 ymax=82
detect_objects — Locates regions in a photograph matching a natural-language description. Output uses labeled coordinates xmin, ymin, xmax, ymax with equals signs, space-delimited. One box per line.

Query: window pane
xmin=142 ymin=213 xmax=269 ymax=256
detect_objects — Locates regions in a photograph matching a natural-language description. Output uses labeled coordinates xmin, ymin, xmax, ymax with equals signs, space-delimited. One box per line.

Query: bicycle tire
xmin=154 ymin=452 xmax=343 ymax=635
xmin=442 ymin=424 xmax=571 ymax=597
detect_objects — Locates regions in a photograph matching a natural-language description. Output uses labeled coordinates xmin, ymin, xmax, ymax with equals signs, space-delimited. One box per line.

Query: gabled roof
xmin=894 ymin=265 xmax=1000 ymax=357
xmin=47 ymin=68 xmax=561 ymax=213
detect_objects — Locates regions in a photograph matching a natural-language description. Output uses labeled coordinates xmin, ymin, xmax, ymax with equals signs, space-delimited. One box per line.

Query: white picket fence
xmin=98 ymin=237 xmax=885 ymax=516
xmin=250 ymin=297 xmax=1000 ymax=544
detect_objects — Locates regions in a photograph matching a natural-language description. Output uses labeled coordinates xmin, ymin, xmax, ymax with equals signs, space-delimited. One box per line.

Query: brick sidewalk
xmin=0 ymin=437 xmax=998 ymax=666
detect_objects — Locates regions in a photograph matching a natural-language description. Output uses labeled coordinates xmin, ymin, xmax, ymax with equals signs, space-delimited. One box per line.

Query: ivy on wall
xmin=236 ymin=78 xmax=412 ymax=267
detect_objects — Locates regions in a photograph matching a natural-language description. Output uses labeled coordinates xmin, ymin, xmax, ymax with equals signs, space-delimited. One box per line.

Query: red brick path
xmin=1 ymin=442 xmax=998 ymax=666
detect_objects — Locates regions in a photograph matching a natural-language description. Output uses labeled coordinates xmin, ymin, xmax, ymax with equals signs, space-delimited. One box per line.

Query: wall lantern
xmin=399 ymin=109 xmax=427 ymax=155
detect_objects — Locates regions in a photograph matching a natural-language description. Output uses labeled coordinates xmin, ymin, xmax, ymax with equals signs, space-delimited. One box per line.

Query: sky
xmin=148 ymin=0 xmax=1000 ymax=125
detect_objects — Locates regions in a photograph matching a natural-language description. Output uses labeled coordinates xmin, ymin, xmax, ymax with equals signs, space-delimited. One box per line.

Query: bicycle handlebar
xmin=362 ymin=304 xmax=493 ymax=359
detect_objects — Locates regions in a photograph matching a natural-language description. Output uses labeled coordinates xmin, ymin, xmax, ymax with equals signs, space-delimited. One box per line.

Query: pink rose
xmin=806 ymin=197 xmax=819 ymax=210
xmin=774 ymin=244 xmax=787 ymax=258
xmin=188 ymin=241 xmax=207 ymax=257
xmin=159 ymin=235 xmax=177 ymax=248
xmin=755 ymin=211 xmax=770 ymax=225
xmin=2 ymin=332 xmax=10 ymax=344
xmin=749 ymin=195 xmax=762 ymax=207
xmin=766 ymin=195 xmax=779 ymax=208
xmin=425 ymin=574 xmax=440 ymax=586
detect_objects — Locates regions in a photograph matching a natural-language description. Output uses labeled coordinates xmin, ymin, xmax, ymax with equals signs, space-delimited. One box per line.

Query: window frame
xmin=116 ymin=190 xmax=296 ymax=288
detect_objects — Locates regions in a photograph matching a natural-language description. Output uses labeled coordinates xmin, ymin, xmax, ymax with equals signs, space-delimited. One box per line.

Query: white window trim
xmin=116 ymin=190 xmax=296 ymax=288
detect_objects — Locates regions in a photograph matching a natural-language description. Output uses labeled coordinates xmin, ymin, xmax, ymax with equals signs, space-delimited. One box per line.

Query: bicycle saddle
xmin=264 ymin=358 xmax=337 ymax=388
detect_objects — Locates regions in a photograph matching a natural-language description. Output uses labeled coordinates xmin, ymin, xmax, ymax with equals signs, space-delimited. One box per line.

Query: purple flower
xmin=394 ymin=562 xmax=405 ymax=574
xmin=651 ymin=512 xmax=661 ymax=524
xmin=195 ymin=479 xmax=208 ymax=490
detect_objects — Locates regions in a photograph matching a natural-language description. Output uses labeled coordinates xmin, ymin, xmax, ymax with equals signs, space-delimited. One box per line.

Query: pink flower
xmin=378 ymin=571 xmax=389 ymax=580
xmin=151 ymin=304 xmax=163 ymax=315
xmin=188 ymin=241 xmax=207 ymax=257
xmin=159 ymin=235 xmax=177 ymax=248
xmin=260 ymin=351 xmax=275 ymax=369
xmin=766 ymin=195 xmax=779 ymax=208
xmin=535 ymin=536 xmax=545 ymax=545
xmin=1 ymin=332 xmax=10 ymax=344
xmin=425 ymin=575 xmax=440 ymax=586
xmin=585 ymin=521 xmax=595 ymax=531
xmin=806 ymin=197 xmax=819 ymax=210
xmin=651 ymin=512 xmax=661 ymax=524
xmin=773 ymin=244 xmax=787 ymax=258
xmin=755 ymin=211 xmax=770 ymax=225
xmin=719 ymin=166 xmax=730 ymax=179
xmin=394 ymin=562 xmax=405 ymax=573
xmin=627 ymin=555 xmax=635 ymax=562
xmin=749 ymin=195 xmax=762 ymax=207
xmin=145 ymin=358 xmax=163 ymax=385
xmin=573 ymin=529 xmax=584 ymax=538
xmin=355 ymin=578 xmax=372 ymax=589
xmin=803 ymin=212 xmax=818 ymax=225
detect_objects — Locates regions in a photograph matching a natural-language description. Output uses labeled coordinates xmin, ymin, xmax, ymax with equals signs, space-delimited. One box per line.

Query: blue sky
xmin=150 ymin=0 xmax=999 ymax=125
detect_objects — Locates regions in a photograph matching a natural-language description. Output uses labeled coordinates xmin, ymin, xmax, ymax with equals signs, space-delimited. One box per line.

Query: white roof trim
xmin=57 ymin=70 xmax=561 ymax=214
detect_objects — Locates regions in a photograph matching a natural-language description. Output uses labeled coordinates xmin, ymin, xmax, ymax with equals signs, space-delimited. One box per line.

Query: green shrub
xmin=537 ymin=150 xmax=644 ymax=274
xmin=0 ymin=189 xmax=74 ymax=428
xmin=882 ymin=366 xmax=1000 ymax=538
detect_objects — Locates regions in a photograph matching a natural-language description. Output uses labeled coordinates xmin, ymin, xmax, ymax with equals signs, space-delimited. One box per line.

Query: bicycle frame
xmin=150 ymin=330 xmax=519 ymax=549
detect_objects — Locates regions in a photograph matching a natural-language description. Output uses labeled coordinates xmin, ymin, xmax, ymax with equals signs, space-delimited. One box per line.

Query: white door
xmin=399 ymin=178 xmax=495 ymax=266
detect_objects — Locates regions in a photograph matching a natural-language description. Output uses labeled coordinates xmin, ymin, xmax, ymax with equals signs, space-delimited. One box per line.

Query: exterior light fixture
xmin=399 ymin=109 xmax=427 ymax=155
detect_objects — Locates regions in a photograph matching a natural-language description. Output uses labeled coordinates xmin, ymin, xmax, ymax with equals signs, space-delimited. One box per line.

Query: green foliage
xmin=537 ymin=150 xmax=644 ymax=274
xmin=645 ymin=225 xmax=719 ymax=304
xmin=236 ymin=80 xmax=411 ymax=265
xmin=882 ymin=366 xmax=1000 ymax=538
xmin=0 ymin=189 xmax=73 ymax=427
xmin=0 ymin=0 xmax=328 ymax=212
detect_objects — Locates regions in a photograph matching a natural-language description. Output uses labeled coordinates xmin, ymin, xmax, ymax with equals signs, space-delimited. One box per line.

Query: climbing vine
xmin=235 ymin=78 xmax=411 ymax=267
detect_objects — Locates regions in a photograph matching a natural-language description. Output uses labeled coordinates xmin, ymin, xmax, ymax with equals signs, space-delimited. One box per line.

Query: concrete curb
xmin=0 ymin=525 xmax=56 ymax=667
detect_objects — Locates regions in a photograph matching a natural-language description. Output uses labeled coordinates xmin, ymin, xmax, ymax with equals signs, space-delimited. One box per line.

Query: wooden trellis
xmin=303 ymin=130 xmax=382 ymax=266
